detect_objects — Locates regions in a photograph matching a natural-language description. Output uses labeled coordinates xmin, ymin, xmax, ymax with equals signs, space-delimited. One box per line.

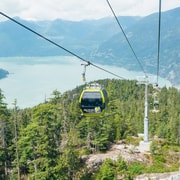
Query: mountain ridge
xmin=0 ymin=8 xmax=179 ymax=86
xmin=93 ymin=7 xmax=180 ymax=86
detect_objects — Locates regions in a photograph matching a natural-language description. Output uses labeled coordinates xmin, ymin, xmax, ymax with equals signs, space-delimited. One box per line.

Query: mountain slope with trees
xmin=0 ymin=8 xmax=179 ymax=85
xmin=94 ymin=7 xmax=180 ymax=86
xmin=0 ymin=79 xmax=179 ymax=179
xmin=0 ymin=16 xmax=139 ymax=57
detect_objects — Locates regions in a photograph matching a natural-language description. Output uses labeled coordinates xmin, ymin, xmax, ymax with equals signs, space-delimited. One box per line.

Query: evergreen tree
xmin=0 ymin=89 xmax=10 ymax=179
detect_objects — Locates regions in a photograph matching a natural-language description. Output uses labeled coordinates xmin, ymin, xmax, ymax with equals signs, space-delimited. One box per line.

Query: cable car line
xmin=0 ymin=11 xmax=124 ymax=80
xmin=106 ymin=0 xmax=147 ymax=78
xmin=156 ymin=0 xmax=162 ymax=85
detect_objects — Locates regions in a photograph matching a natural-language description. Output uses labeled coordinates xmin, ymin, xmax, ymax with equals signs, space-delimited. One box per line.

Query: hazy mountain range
xmin=0 ymin=7 xmax=179 ymax=86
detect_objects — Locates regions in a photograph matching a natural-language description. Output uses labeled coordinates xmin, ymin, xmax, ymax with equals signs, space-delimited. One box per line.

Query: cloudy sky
xmin=0 ymin=0 xmax=179 ymax=21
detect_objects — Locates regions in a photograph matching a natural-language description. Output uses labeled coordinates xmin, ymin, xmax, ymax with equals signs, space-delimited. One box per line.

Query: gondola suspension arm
xmin=81 ymin=62 xmax=90 ymax=83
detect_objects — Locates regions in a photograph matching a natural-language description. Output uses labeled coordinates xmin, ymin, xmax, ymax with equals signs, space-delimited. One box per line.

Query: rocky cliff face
xmin=82 ymin=140 xmax=180 ymax=179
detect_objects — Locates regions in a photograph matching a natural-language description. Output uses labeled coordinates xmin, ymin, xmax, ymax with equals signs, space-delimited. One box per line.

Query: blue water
xmin=0 ymin=56 xmax=172 ymax=108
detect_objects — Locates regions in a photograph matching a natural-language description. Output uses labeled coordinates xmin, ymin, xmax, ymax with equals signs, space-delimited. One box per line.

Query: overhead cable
xmin=0 ymin=11 xmax=125 ymax=80
xmin=106 ymin=0 xmax=147 ymax=78
xmin=156 ymin=0 xmax=162 ymax=85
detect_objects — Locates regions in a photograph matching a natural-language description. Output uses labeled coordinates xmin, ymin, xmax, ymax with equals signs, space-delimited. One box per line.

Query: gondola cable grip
xmin=81 ymin=62 xmax=90 ymax=82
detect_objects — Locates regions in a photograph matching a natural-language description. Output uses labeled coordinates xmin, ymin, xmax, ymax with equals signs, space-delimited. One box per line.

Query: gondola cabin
xmin=79 ymin=83 xmax=108 ymax=117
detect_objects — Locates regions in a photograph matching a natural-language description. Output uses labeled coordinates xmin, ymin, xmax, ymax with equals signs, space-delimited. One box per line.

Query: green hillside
xmin=0 ymin=79 xmax=179 ymax=179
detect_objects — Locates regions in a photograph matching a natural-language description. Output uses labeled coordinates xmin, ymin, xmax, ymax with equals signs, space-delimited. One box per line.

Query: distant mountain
xmin=0 ymin=8 xmax=179 ymax=86
xmin=93 ymin=8 xmax=180 ymax=86
xmin=0 ymin=16 xmax=140 ymax=57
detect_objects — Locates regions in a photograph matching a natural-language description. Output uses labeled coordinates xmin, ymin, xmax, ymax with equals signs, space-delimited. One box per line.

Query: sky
xmin=0 ymin=0 xmax=179 ymax=21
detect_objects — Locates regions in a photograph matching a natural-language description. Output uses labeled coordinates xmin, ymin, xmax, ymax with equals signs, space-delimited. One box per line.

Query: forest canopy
xmin=0 ymin=79 xmax=179 ymax=179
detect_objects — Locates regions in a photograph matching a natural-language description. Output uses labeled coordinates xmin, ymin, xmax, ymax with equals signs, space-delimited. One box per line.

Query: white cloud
xmin=0 ymin=0 xmax=179 ymax=21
